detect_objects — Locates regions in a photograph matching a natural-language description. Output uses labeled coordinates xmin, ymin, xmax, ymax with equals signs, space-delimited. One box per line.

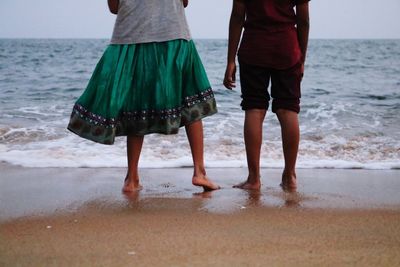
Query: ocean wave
xmin=0 ymin=125 xmax=62 ymax=143
xmin=0 ymin=133 xmax=399 ymax=169
xmin=1 ymin=150 xmax=399 ymax=170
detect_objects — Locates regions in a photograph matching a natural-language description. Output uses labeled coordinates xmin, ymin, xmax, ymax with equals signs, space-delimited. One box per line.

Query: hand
xmin=223 ymin=62 xmax=237 ymax=90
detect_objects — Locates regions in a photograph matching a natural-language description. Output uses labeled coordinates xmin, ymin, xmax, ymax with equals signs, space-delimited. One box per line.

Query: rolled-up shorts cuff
xmin=241 ymin=97 xmax=269 ymax=110
xmin=272 ymin=99 xmax=300 ymax=114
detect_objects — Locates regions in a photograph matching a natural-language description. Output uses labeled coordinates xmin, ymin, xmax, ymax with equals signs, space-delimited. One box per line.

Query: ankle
xmin=283 ymin=169 xmax=296 ymax=178
xmin=193 ymin=165 xmax=206 ymax=177
xmin=247 ymin=170 xmax=261 ymax=183
xmin=247 ymin=176 xmax=261 ymax=184
xmin=126 ymin=172 xmax=139 ymax=181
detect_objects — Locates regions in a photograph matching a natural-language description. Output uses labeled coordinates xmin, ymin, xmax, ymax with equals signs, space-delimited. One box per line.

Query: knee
xmin=275 ymin=108 xmax=296 ymax=117
xmin=245 ymin=109 xmax=267 ymax=121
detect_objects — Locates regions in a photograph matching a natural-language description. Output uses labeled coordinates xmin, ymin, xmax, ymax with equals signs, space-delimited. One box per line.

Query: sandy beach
xmin=1 ymin=163 xmax=400 ymax=266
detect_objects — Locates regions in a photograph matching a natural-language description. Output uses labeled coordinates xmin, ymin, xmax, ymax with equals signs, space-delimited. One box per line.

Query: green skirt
xmin=68 ymin=40 xmax=217 ymax=145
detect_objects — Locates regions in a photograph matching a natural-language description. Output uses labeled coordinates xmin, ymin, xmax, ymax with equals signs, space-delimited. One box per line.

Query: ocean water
xmin=0 ymin=39 xmax=399 ymax=169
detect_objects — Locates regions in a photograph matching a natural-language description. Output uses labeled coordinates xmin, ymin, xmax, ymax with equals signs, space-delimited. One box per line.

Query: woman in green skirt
xmin=68 ymin=0 xmax=220 ymax=192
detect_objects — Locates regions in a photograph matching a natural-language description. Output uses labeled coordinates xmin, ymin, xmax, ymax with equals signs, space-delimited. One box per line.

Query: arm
xmin=296 ymin=3 xmax=310 ymax=68
xmin=183 ymin=0 xmax=189 ymax=8
xmin=108 ymin=0 xmax=119 ymax=14
xmin=223 ymin=0 xmax=246 ymax=90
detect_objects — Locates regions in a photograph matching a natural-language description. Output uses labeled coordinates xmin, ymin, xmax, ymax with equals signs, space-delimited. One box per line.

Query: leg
xmin=185 ymin=120 xmax=220 ymax=191
xmin=276 ymin=109 xmax=299 ymax=191
xmin=234 ymin=109 xmax=266 ymax=190
xmin=236 ymin=61 xmax=271 ymax=190
xmin=270 ymin=61 xmax=302 ymax=191
xmin=123 ymin=135 xmax=144 ymax=192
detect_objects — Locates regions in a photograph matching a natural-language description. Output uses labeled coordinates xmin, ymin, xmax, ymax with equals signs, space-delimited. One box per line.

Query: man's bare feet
xmin=192 ymin=175 xmax=220 ymax=192
xmin=280 ymin=172 xmax=297 ymax=192
xmin=122 ymin=175 xmax=142 ymax=192
xmin=233 ymin=178 xmax=261 ymax=190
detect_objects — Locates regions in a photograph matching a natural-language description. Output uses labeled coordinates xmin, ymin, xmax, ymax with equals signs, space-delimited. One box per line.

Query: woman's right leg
xmin=123 ymin=135 xmax=144 ymax=192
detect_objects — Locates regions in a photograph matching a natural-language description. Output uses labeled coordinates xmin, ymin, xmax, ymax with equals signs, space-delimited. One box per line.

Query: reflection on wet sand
xmin=282 ymin=192 xmax=302 ymax=208
xmin=123 ymin=189 xmax=141 ymax=202
xmin=117 ymin=181 xmax=316 ymax=214
xmin=190 ymin=187 xmax=305 ymax=213
xmin=122 ymin=189 xmax=141 ymax=209
xmin=72 ymin=186 xmax=350 ymax=216
xmin=192 ymin=191 xmax=213 ymax=199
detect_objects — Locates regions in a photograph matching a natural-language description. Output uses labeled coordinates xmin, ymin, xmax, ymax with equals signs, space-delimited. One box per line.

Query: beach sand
xmin=1 ymin=163 xmax=400 ymax=266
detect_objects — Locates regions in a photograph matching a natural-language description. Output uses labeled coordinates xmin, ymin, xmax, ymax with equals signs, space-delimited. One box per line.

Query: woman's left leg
xmin=185 ymin=120 xmax=220 ymax=191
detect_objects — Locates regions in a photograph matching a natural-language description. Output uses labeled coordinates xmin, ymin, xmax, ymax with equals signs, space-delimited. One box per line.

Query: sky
xmin=0 ymin=0 xmax=400 ymax=39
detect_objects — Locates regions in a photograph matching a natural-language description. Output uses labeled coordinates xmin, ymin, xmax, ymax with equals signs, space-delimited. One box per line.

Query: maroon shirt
xmin=238 ymin=0 xmax=310 ymax=69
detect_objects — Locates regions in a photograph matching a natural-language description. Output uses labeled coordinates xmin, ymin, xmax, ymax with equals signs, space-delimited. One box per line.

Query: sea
xmin=0 ymin=39 xmax=399 ymax=169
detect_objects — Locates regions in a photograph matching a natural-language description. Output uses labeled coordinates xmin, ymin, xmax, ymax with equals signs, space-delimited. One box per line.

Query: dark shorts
xmin=239 ymin=60 xmax=303 ymax=113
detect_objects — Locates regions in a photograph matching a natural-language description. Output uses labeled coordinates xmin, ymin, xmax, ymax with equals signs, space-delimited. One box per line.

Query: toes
xmin=233 ymin=182 xmax=246 ymax=188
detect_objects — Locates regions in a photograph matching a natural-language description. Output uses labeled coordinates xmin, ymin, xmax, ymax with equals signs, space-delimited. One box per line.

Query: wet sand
xmin=1 ymin=163 xmax=400 ymax=266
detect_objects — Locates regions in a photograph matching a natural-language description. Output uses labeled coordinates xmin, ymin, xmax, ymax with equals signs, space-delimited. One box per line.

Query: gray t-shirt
xmin=110 ymin=0 xmax=191 ymax=44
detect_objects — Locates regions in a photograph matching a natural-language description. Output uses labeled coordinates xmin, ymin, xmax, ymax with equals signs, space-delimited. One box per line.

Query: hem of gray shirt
xmin=110 ymin=36 xmax=192 ymax=45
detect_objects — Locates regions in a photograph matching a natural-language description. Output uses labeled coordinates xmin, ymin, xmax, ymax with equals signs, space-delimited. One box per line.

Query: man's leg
xmin=234 ymin=109 xmax=266 ymax=190
xmin=276 ymin=109 xmax=299 ymax=190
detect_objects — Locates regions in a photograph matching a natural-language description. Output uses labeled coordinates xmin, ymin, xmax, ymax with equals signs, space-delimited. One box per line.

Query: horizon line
xmin=1 ymin=37 xmax=400 ymax=40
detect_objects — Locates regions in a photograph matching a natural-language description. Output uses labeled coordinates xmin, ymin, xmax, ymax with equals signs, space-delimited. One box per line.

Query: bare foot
xmin=192 ymin=175 xmax=220 ymax=192
xmin=233 ymin=178 xmax=261 ymax=190
xmin=122 ymin=175 xmax=143 ymax=192
xmin=280 ymin=173 xmax=297 ymax=192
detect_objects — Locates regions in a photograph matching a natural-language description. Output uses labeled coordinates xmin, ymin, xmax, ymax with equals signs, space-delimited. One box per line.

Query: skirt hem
xmin=67 ymin=97 xmax=217 ymax=145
